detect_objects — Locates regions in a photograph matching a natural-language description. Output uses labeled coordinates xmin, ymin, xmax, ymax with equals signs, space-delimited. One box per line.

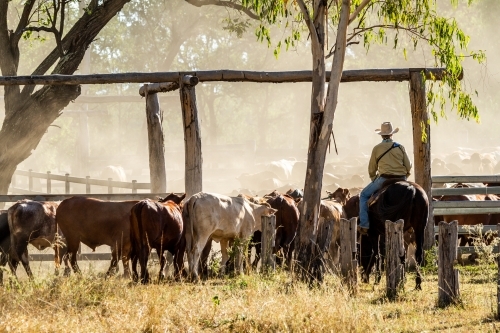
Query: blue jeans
xmin=359 ymin=176 xmax=388 ymax=229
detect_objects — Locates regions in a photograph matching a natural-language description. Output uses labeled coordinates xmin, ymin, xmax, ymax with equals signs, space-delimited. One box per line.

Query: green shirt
xmin=368 ymin=139 xmax=412 ymax=181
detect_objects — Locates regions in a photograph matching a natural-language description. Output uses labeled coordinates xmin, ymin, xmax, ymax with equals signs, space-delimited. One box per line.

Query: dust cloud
xmin=2 ymin=0 xmax=499 ymax=196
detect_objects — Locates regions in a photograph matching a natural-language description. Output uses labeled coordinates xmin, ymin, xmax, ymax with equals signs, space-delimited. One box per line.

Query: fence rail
xmin=11 ymin=169 xmax=151 ymax=195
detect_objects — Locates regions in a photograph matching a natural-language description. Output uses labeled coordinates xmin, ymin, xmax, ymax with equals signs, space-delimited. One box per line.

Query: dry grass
xmin=1 ymin=261 xmax=500 ymax=333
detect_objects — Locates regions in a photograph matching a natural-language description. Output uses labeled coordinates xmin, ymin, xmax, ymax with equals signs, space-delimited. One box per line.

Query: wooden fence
xmin=10 ymin=169 xmax=151 ymax=195
xmin=431 ymin=175 xmax=500 ymax=254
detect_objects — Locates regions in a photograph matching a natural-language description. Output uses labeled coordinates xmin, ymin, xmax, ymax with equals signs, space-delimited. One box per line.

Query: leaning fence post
xmin=86 ymin=176 xmax=91 ymax=194
xmin=340 ymin=217 xmax=358 ymax=292
xmin=132 ymin=180 xmax=137 ymax=194
xmin=65 ymin=173 xmax=70 ymax=194
xmin=385 ymin=219 xmax=405 ymax=299
xmin=438 ymin=220 xmax=460 ymax=306
xmin=108 ymin=178 xmax=113 ymax=194
xmin=261 ymin=214 xmax=276 ymax=273
xmin=28 ymin=169 xmax=33 ymax=192
xmin=46 ymin=171 xmax=51 ymax=194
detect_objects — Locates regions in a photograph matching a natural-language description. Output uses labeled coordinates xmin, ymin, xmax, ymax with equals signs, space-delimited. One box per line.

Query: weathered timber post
xmin=340 ymin=217 xmax=358 ymax=292
xmin=179 ymin=75 xmax=202 ymax=198
xmin=141 ymin=85 xmax=166 ymax=194
xmin=385 ymin=219 xmax=405 ymax=299
xmin=438 ymin=220 xmax=460 ymax=306
xmin=65 ymin=173 xmax=70 ymax=194
xmin=28 ymin=169 xmax=33 ymax=192
xmin=108 ymin=178 xmax=113 ymax=194
xmin=261 ymin=214 xmax=276 ymax=273
xmin=409 ymin=70 xmax=433 ymax=250
xmin=497 ymin=224 xmax=500 ymax=319
xmin=85 ymin=176 xmax=90 ymax=194
xmin=46 ymin=171 xmax=51 ymax=194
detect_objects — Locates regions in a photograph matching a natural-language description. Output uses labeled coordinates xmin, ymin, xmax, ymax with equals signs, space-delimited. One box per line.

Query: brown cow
xmin=250 ymin=191 xmax=299 ymax=269
xmin=130 ymin=194 xmax=185 ymax=284
xmin=56 ymin=197 xmax=138 ymax=277
xmin=8 ymin=200 xmax=68 ymax=279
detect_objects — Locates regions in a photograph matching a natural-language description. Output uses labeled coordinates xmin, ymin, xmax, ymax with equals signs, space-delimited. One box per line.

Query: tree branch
xmin=184 ymin=0 xmax=259 ymax=20
xmin=20 ymin=0 xmax=129 ymax=99
xmin=296 ymin=0 xmax=320 ymax=47
xmin=12 ymin=0 xmax=36 ymax=47
xmin=348 ymin=0 xmax=370 ymax=25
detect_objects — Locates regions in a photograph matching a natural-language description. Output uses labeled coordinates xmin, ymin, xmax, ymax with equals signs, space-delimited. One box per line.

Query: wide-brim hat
xmin=375 ymin=122 xmax=399 ymax=135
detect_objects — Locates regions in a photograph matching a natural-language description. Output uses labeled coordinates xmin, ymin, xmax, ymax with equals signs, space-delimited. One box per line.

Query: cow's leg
xmin=20 ymin=247 xmax=33 ymax=279
xmin=188 ymin=236 xmax=209 ymax=282
xmin=139 ymin=247 xmax=149 ymax=284
xmin=251 ymin=231 xmax=261 ymax=270
xmin=106 ymin=248 xmax=119 ymax=277
xmin=200 ymin=239 xmax=211 ymax=279
xmin=120 ymin=242 xmax=132 ymax=279
xmin=0 ymin=253 xmax=7 ymax=285
xmin=220 ymin=239 xmax=230 ymax=276
xmin=158 ymin=251 xmax=167 ymax=283
xmin=173 ymin=237 xmax=186 ymax=280
xmin=9 ymin=236 xmax=32 ymax=279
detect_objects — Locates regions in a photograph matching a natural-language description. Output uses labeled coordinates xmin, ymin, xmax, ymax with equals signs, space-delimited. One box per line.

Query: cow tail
xmin=130 ymin=202 xmax=144 ymax=263
xmin=184 ymin=196 xmax=196 ymax=255
xmin=54 ymin=224 xmax=60 ymax=269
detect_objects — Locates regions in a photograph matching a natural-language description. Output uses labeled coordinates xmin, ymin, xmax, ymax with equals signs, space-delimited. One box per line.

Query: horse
xmin=343 ymin=180 xmax=429 ymax=290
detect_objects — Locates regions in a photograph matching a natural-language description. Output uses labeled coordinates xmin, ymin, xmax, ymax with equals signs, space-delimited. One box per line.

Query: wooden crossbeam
xmin=0 ymin=68 xmax=453 ymax=86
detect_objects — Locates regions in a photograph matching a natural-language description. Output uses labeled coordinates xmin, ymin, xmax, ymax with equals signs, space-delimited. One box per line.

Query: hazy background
xmin=2 ymin=0 xmax=499 ymax=196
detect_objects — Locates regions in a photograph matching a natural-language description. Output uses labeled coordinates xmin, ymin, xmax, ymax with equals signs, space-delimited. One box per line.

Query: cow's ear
xmin=180 ymin=193 xmax=186 ymax=201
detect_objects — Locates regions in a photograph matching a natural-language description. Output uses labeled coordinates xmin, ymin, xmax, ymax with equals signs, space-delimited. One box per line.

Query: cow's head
xmin=326 ymin=187 xmax=351 ymax=206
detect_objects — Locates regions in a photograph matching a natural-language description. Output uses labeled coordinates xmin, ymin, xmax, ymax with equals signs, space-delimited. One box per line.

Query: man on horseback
xmin=358 ymin=122 xmax=412 ymax=234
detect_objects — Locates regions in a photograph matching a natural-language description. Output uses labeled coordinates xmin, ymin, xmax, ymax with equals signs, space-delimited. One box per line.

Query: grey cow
xmin=8 ymin=200 xmax=68 ymax=279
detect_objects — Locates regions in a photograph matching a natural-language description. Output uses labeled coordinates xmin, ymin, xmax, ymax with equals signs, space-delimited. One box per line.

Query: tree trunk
xmin=409 ymin=70 xmax=433 ymax=250
xmin=295 ymin=0 xmax=351 ymax=283
xmin=0 ymin=0 xmax=131 ymax=196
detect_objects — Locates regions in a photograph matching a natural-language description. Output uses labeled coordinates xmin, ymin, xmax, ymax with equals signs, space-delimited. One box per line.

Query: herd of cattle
xmin=2 ymin=149 xmax=500 ymax=285
xmin=0 ymin=188 xmax=351 ymax=284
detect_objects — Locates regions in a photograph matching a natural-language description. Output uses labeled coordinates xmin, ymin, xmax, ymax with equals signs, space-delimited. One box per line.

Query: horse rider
xmin=358 ymin=122 xmax=412 ymax=234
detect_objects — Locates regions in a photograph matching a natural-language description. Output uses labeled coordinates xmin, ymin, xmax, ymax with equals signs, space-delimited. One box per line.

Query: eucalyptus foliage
xmin=240 ymin=0 xmax=485 ymax=123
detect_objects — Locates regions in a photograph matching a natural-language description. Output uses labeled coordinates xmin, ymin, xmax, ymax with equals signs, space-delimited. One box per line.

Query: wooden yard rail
xmin=431 ymin=175 xmax=500 ymax=254
xmin=10 ymin=169 xmax=151 ymax=194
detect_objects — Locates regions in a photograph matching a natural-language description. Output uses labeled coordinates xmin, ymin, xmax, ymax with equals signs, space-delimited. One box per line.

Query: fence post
xmin=132 ymin=180 xmax=137 ymax=194
xmin=65 ymin=173 xmax=70 ymax=194
xmin=86 ymin=176 xmax=90 ymax=194
xmin=28 ymin=169 xmax=33 ymax=192
xmin=108 ymin=178 xmax=113 ymax=194
xmin=340 ymin=217 xmax=358 ymax=292
xmin=438 ymin=220 xmax=460 ymax=306
xmin=46 ymin=171 xmax=51 ymax=194
xmin=385 ymin=219 xmax=405 ymax=299
xmin=261 ymin=214 xmax=276 ymax=273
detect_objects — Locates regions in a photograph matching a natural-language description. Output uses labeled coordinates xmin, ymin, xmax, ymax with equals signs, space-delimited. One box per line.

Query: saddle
xmin=367 ymin=179 xmax=408 ymax=207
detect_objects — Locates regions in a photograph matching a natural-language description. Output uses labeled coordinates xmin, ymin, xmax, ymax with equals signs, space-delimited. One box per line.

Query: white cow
xmin=183 ymin=192 xmax=277 ymax=280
